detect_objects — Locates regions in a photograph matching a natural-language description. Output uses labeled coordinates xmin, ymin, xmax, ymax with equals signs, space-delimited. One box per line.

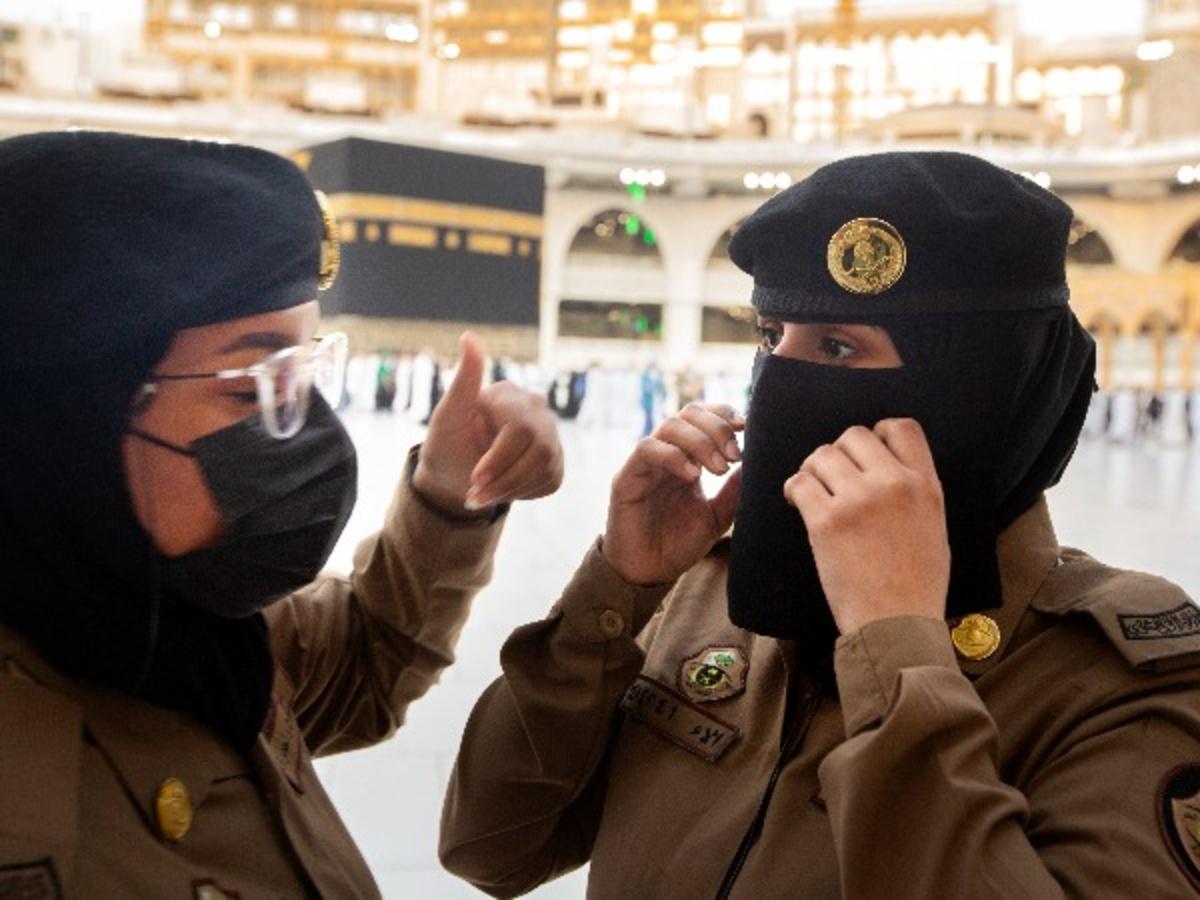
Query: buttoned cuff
xmin=834 ymin=616 xmax=958 ymax=738
xmin=403 ymin=444 xmax=509 ymax=526
xmin=360 ymin=446 xmax=507 ymax=580
xmin=553 ymin=539 xmax=674 ymax=644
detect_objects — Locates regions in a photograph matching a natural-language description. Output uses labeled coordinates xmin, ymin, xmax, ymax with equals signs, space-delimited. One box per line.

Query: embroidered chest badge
xmin=680 ymin=645 xmax=748 ymax=703
xmin=1159 ymin=764 xmax=1200 ymax=891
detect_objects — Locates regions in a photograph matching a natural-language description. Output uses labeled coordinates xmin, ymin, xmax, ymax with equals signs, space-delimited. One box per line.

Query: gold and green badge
xmin=680 ymin=646 xmax=747 ymax=703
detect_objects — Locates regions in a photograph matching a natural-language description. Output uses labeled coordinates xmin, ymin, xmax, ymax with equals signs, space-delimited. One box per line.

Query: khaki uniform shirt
xmin=0 ymin=451 xmax=504 ymax=899
xmin=441 ymin=498 xmax=1200 ymax=898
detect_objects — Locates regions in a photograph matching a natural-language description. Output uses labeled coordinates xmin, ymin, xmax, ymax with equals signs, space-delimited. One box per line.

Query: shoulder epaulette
xmin=0 ymin=655 xmax=81 ymax=887
xmin=1030 ymin=548 xmax=1200 ymax=673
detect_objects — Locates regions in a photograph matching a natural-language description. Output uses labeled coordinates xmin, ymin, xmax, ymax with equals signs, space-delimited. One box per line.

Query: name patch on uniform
xmin=0 ymin=859 xmax=62 ymax=900
xmin=1118 ymin=603 xmax=1200 ymax=641
xmin=619 ymin=675 xmax=740 ymax=763
xmin=1157 ymin=764 xmax=1200 ymax=892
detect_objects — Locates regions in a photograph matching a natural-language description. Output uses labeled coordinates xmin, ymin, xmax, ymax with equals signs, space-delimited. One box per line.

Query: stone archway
xmin=1068 ymin=218 xmax=1115 ymax=265
xmin=1167 ymin=217 xmax=1200 ymax=265
xmin=558 ymin=207 xmax=668 ymax=342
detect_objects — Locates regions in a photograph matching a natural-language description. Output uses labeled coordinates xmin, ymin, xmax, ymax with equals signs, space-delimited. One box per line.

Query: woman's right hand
xmin=602 ymin=403 xmax=745 ymax=585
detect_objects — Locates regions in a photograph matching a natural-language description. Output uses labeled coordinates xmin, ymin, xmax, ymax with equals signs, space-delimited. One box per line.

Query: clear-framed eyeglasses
xmin=140 ymin=332 xmax=349 ymax=439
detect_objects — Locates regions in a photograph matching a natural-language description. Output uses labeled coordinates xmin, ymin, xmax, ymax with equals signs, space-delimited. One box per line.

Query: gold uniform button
xmin=598 ymin=609 xmax=625 ymax=639
xmin=951 ymin=614 xmax=1002 ymax=661
xmin=155 ymin=777 xmax=194 ymax=842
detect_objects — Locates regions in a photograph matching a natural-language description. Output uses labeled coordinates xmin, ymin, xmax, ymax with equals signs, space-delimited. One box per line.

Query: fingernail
xmin=709 ymin=452 xmax=729 ymax=473
xmin=725 ymin=440 xmax=742 ymax=461
xmin=684 ymin=463 xmax=701 ymax=480
xmin=463 ymin=487 xmax=492 ymax=508
xmin=463 ymin=497 xmax=483 ymax=511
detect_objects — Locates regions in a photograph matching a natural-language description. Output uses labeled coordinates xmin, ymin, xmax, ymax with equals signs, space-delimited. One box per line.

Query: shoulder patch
xmin=1158 ymin=764 xmax=1200 ymax=893
xmin=1030 ymin=552 xmax=1200 ymax=673
xmin=1120 ymin=603 xmax=1200 ymax=642
xmin=0 ymin=859 xmax=62 ymax=899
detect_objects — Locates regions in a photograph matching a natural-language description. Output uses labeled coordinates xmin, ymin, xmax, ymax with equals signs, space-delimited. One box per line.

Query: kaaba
xmin=294 ymin=137 xmax=544 ymax=351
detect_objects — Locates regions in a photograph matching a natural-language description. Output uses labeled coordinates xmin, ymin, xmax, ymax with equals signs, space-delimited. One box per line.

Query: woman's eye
xmin=821 ymin=337 xmax=858 ymax=361
xmin=757 ymin=325 xmax=783 ymax=352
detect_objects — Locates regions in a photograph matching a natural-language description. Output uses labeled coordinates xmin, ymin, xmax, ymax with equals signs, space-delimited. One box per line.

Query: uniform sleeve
xmin=265 ymin=445 xmax=506 ymax=757
xmin=818 ymin=615 xmax=1200 ymax=900
xmin=438 ymin=540 xmax=671 ymax=898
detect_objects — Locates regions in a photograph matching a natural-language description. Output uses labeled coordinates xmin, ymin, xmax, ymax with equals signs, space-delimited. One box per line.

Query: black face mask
xmin=129 ymin=394 xmax=357 ymax=618
xmin=727 ymin=351 xmax=1011 ymax=667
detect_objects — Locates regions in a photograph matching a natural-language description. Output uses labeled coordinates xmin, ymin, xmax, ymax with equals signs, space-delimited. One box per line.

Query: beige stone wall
xmin=1068 ymin=265 xmax=1200 ymax=389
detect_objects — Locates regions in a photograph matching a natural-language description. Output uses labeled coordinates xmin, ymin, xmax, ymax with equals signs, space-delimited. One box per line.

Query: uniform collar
xmin=74 ymin=679 xmax=252 ymax=837
xmin=951 ymin=494 xmax=1060 ymax=677
xmin=0 ymin=623 xmax=250 ymax=839
xmin=0 ymin=623 xmax=75 ymax=690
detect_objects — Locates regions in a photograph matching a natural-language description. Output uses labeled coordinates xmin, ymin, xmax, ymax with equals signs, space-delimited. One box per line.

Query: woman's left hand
xmin=783 ymin=418 xmax=950 ymax=635
xmin=413 ymin=332 xmax=564 ymax=517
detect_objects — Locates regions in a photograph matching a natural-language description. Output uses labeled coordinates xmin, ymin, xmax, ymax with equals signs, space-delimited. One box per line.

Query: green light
xmin=642 ymin=229 xmax=656 ymax=246
xmin=625 ymin=216 xmax=641 ymax=236
xmin=628 ymin=183 xmax=646 ymax=203
xmin=633 ymin=315 xmax=648 ymax=334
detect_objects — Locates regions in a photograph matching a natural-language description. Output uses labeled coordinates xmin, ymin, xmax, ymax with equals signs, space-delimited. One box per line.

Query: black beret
xmin=729 ymin=151 xmax=1073 ymax=319
xmin=0 ymin=130 xmax=334 ymax=371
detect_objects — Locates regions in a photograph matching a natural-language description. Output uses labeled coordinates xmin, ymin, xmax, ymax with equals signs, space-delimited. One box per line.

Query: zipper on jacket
xmin=713 ymin=693 xmax=820 ymax=900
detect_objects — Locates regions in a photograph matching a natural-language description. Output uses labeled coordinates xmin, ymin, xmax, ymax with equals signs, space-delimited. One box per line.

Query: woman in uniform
xmin=0 ymin=130 xmax=562 ymax=897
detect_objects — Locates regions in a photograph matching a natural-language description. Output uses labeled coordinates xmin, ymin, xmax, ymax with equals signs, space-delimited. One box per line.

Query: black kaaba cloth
xmin=302 ymin=137 xmax=544 ymax=327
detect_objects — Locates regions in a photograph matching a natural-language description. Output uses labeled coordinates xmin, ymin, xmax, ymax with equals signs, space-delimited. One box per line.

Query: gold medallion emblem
xmin=155 ymin=777 xmax=194 ymax=841
xmin=680 ymin=646 xmax=748 ymax=703
xmin=950 ymin=614 xmax=1001 ymax=661
xmin=826 ymin=217 xmax=906 ymax=295
xmin=314 ymin=190 xmax=340 ymax=291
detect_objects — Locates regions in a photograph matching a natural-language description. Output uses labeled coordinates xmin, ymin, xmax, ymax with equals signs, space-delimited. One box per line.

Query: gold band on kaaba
xmin=826 ymin=217 xmax=906 ymax=295
xmin=315 ymin=190 xmax=340 ymax=291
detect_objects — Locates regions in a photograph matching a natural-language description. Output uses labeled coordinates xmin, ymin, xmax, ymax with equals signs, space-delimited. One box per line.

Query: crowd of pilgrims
xmin=345 ymin=350 xmax=1200 ymax=446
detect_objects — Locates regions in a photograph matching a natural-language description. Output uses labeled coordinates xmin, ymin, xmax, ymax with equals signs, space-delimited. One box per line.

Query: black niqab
xmin=727 ymin=308 xmax=1095 ymax=674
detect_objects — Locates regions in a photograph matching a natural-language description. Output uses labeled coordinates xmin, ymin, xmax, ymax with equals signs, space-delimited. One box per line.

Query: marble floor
xmin=316 ymin=407 xmax=1200 ymax=899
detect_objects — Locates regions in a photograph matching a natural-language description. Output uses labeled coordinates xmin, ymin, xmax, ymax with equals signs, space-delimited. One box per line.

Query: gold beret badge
xmin=826 ymin=217 xmax=906 ymax=295
xmin=314 ymin=190 xmax=340 ymax=291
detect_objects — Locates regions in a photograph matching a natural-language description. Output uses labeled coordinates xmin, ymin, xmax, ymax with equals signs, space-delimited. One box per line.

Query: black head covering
xmin=725 ymin=152 xmax=1096 ymax=666
xmin=0 ymin=131 xmax=330 ymax=751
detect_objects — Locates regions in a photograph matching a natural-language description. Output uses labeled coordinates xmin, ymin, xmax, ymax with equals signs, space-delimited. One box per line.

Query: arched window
xmin=708 ymin=218 xmax=745 ymax=265
xmin=1085 ymin=311 xmax=1120 ymax=336
xmin=1137 ymin=310 xmax=1179 ymax=336
xmin=1168 ymin=219 xmax=1200 ymax=264
xmin=1067 ymin=219 xmax=1115 ymax=265
xmin=567 ymin=208 xmax=662 ymax=259
xmin=561 ymin=208 xmax=665 ymax=341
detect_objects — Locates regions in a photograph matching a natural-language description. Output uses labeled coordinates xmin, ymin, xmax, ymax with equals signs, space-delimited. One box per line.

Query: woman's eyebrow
xmin=220 ymin=332 xmax=294 ymax=355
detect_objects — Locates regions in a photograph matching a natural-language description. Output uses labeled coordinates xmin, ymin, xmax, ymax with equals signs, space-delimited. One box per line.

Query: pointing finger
xmin=437 ymin=331 xmax=486 ymax=417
